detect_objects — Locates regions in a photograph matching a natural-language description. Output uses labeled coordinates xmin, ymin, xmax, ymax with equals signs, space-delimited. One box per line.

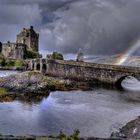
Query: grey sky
xmin=0 ymin=0 xmax=140 ymax=57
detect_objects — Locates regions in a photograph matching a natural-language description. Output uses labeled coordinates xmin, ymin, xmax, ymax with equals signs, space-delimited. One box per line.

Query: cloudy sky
xmin=1 ymin=0 xmax=140 ymax=58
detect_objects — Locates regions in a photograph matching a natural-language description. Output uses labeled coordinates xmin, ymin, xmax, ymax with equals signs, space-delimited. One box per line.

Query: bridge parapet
xmin=25 ymin=58 xmax=47 ymax=73
xmin=25 ymin=58 xmax=140 ymax=86
xmin=46 ymin=59 xmax=140 ymax=85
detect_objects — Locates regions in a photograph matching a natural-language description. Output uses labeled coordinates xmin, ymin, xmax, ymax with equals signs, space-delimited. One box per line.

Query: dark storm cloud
xmin=1 ymin=0 xmax=140 ymax=56
xmin=0 ymin=0 xmax=79 ymax=42
xmin=0 ymin=0 xmax=78 ymax=24
xmin=42 ymin=0 xmax=140 ymax=55
xmin=0 ymin=0 xmax=79 ymax=43
xmin=0 ymin=0 xmax=79 ymax=11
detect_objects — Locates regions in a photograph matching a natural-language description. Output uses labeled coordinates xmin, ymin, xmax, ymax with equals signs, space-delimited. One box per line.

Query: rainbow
xmin=115 ymin=38 xmax=140 ymax=65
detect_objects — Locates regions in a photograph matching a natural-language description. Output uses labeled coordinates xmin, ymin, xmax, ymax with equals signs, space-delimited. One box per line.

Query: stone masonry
xmin=0 ymin=26 xmax=39 ymax=59
xmin=26 ymin=59 xmax=140 ymax=86
xmin=17 ymin=26 xmax=39 ymax=52
xmin=1 ymin=42 xmax=26 ymax=59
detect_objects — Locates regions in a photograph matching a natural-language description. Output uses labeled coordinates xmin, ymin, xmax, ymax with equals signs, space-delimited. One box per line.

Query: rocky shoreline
xmin=0 ymin=71 xmax=138 ymax=140
xmin=0 ymin=135 xmax=125 ymax=140
xmin=119 ymin=116 xmax=140 ymax=139
xmin=0 ymin=71 xmax=93 ymax=102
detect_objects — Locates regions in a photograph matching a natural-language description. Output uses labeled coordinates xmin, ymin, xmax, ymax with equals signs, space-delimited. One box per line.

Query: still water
xmin=0 ymin=71 xmax=140 ymax=138
xmin=0 ymin=70 xmax=19 ymax=77
xmin=0 ymin=90 xmax=140 ymax=138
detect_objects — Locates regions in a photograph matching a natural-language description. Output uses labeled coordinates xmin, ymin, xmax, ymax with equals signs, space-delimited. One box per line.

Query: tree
xmin=48 ymin=52 xmax=64 ymax=60
xmin=0 ymin=59 xmax=7 ymax=66
xmin=24 ymin=48 xmax=39 ymax=59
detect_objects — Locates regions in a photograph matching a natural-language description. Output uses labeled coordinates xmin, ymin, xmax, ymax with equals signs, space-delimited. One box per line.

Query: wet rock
xmin=0 ymin=71 xmax=92 ymax=97
xmin=0 ymin=71 xmax=51 ymax=94
xmin=118 ymin=116 xmax=140 ymax=138
xmin=0 ymin=135 xmax=127 ymax=140
xmin=110 ymin=132 xmax=126 ymax=139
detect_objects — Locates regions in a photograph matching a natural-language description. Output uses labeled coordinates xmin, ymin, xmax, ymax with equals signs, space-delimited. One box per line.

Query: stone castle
xmin=0 ymin=26 xmax=39 ymax=59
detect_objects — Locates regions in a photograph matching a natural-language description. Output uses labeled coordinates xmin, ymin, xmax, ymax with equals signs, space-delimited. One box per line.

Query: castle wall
xmin=30 ymin=36 xmax=39 ymax=52
xmin=0 ymin=26 xmax=39 ymax=60
xmin=2 ymin=42 xmax=26 ymax=59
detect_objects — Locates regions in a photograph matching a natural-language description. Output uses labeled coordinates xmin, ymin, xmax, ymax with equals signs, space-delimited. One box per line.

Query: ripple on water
xmin=0 ymin=89 xmax=139 ymax=138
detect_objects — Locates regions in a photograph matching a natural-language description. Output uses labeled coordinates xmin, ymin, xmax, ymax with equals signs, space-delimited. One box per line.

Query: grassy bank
xmin=0 ymin=59 xmax=24 ymax=70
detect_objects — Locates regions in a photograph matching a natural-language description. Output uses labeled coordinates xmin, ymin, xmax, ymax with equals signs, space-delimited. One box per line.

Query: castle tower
xmin=16 ymin=26 xmax=39 ymax=52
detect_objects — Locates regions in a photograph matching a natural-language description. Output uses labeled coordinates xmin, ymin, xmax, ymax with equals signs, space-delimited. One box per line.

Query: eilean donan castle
xmin=0 ymin=26 xmax=39 ymax=59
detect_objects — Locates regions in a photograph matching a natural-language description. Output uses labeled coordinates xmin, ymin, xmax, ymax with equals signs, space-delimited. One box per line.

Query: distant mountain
xmin=84 ymin=54 xmax=140 ymax=67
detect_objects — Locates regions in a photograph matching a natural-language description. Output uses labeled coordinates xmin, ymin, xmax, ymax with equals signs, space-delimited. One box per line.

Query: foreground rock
xmin=0 ymin=71 xmax=48 ymax=95
xmin=118 ymin=116 xmax=140 ymax=139
xmin=110 ymin=116 xmax=140 ymax=139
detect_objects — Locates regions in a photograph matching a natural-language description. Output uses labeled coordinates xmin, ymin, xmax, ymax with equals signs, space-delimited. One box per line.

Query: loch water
xmin=0 ymin=71 xmax=140 ymax=138
xmin=0 ymin=70 xmax=19 ymax=77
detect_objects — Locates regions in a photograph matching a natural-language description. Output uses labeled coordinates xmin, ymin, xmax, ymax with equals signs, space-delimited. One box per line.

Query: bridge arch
xmin=32 ymin=63 xmax=35 ymax=70
xmin=42 ymin=64 xmax=47 ymax=73
xmin=36 ymin=63 xmax=40 ymax=71
xmin=115 ymin=75 xmax=137 ymax=90
xmin=115 ymin=76 xmax=128 ymax=90
xmin=26 ymin=64 xmax=29 ymax=70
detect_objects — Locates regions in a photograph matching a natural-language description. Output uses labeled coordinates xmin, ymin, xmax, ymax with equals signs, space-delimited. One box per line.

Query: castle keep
xmin=0 ymin=26 xmax=39 ymax=59
xmin=17 ymin=26 xmax=39 ymax=52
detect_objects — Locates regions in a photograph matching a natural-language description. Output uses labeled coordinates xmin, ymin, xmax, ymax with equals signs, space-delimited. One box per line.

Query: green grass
xmin=43 ymin=77 xmax=66 ymax=90
xmin=15 ymin=60 xmax=23 ymax=68
xmin=28 ymin=70 xmax=41 ymax=77
xmin=0 ymin=59 xmax=24 ymax=68
xmin=7 ymin=60 xmax=15 ymax=67
xmin=0 ymin=87 xmax=6 ymax=96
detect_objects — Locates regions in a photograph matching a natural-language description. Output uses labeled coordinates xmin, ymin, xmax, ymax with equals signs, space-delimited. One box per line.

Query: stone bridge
xmin=25 ymin=59 xmax=140 ymax=86
xmin=26 ymin=58 xmax=47 ymax=73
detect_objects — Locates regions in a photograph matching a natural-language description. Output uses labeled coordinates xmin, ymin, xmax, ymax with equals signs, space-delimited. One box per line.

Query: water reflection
xmin=121 ymin=76 xmax=140 ymax=92
xmin=0 ymin=89 xmax=140 ymax=138
xmin=121 ymin=76 xmax=140 ymax=102
xmin=16 ymin=93 xmax=49 ymax=105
